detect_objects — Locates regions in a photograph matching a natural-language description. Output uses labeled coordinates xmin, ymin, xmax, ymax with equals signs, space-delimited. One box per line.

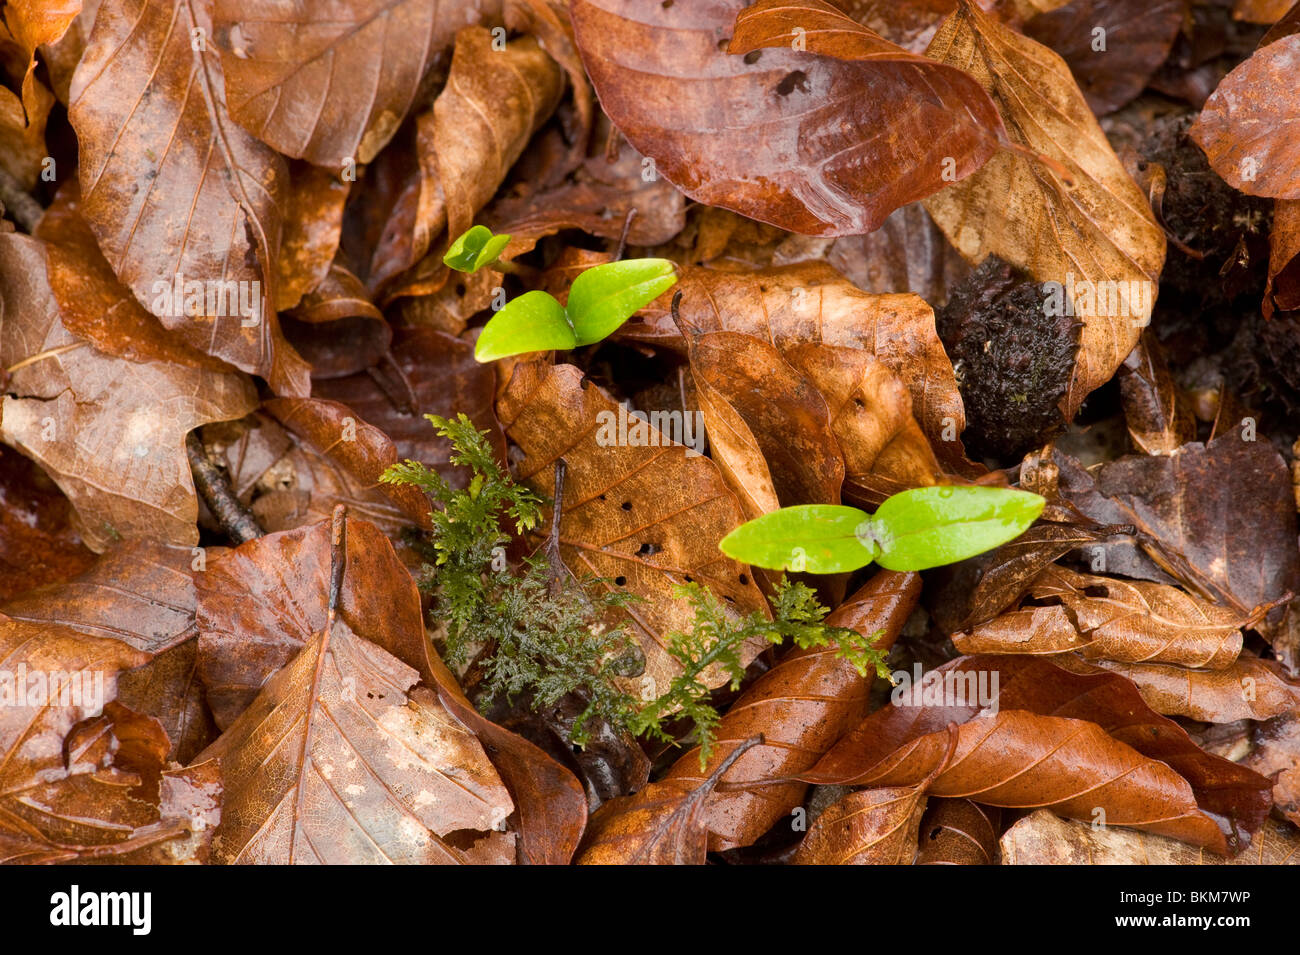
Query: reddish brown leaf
xmin=660 ymin=571 xmax=922 ymax=852
xmin=69 ymin=0 xmax=310 ymax=395
xmin=793 ymin=785 xmax=927 ymax=864
xmin=1190 ymin=33 xmax=1300 ymax=198
xmin=914 ymin=797 xmax=1002 ymax=864
xmin=569 ymin=0 xmax=1002 ymax=236
xmin=213 ymin=0 xmax=503 ymax=166
xmin=0 ymin=234 xmax=257 ymax=552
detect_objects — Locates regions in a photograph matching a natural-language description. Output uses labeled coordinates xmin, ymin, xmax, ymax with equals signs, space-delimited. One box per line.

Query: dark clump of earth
xmin=1137 ymin=112 xmax=1272 ymax=307
xmin=936 ymin=255 xmax=1080 ymax=464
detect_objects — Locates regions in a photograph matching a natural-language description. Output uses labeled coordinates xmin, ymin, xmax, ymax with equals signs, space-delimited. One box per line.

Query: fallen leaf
xmin=659 ymin=571 xmax=921 ymax=852
xmin=1190 ymin=33 xmax=1300 ymax=198
xmin=497 ymin=361 xmax=770 ymax=696
xmin=792 ymin=785 xmax=927 ymax=864
xmin=923 ymin=0 xmax=1166 ymax=419
xmin=1002 ymin=809 xmax=1300 ymax=864
xmin=213 ymin=0 xmax=503 ymax=166
xmin=569 ymin=0 xmax=1003 ymax=236
xmin=0 ymin=234 xmax=257 ymax=552
xmin=803 ymin=655 xmax=1272 ymax=852
xmin=1024 ymin=0 xmax=1185 ymax=114
xmin=69 ymin=0 xmax=310 ymax=395
xmin=914 ymin=797 xmax=1002 ymax=864
xmin=623 ymin=263 xmax=968 ymax=468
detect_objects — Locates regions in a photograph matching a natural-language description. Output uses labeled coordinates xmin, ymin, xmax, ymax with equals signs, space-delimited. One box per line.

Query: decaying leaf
xmin=0 ymin=234 xmax=257 ymax=552
xmin=923 ymin=0 xmax=1167 ymax=419
xmin=793 ymin=785 xmax=927 ymax=865
xmin=1002 ymin=810 xmax=1300 ymax=865
xmin=660 ymin=571 xmax=921 ymax=852
xmin=213 ymin=0 xmax=504 ymax=166
xmin=569 ymin=0 xmax=1002 ymax=236
xmin=69 ymin=0 xmax=310 ymax=395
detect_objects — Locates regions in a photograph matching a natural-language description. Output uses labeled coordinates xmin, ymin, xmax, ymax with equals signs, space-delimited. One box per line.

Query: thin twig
xmin=613 ymin=207 xmax=638 ymax=261
xmin=544 ymin=458 xmax=571 ymax=593
xmin=185 ymin=432 xmax=264 ymax=544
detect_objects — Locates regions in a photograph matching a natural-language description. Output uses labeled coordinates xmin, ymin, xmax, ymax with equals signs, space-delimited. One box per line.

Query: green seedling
xmin=719 ymin=485 xmax=1046 ymax=573
xmin=443 ymin=224 xmax=512 ymax=273
xmin=443 ymin=226 xmax=678 ymax=363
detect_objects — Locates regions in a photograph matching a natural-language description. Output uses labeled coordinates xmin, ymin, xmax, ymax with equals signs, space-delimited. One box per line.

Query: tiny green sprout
xmin=445 ymin=226 xmax=677 ymax=363
xmin=719 ymin=485 xmax=1045 ymax=573
xmin=444 ymin=225 xmax=512 ymax=273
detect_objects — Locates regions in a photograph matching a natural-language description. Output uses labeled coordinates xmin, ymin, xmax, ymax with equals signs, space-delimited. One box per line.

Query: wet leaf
xmin=923 ymin=0 xmax=1166 ymax=419
xmin=569 ymin=0 xmax=1003 ymax=236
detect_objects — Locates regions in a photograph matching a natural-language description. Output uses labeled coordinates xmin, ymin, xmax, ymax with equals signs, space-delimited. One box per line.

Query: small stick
xmin=613 ymin=207 xmax=638 ymax=261
xmin=543 ymin=458 xmax=571 ymax=593
xmin=185 ymin=432 xmax=264 ymax=544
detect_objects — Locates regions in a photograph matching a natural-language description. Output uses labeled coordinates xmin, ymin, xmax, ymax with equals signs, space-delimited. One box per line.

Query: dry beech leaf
xmin=1032 ymin=565 xmax=1245 ymax=669
xmin=923 ymin=0 xmax=1166 ymax=419
xmin=483 ymin=137 xmax=687 ymax=252
xmin=1 ymin=538 xmax=197 ymax=655
xmin=277 ymin=163 xmax=351 ymax=311
xmin=1024 ymin=0 xmax=1185 ymax=115
xmin=1243 ymin=713 xmax=1300 ymax=826
xmin=1232 ymin=0 xmax=1297 ymax=24
xmin=281 ymin=263 xmax=392 ymax=378
xmin=198 ymin=615 xmax=515 ymax=864
xmin=1 ymin=699 xmax=220 ymax=865
xmin=117 ymin=637 xmax=219 ymax=765
xmin=659 ymin=571 xmax=922 ymax=852
xmin=1048 ymin=441 xmax=1300 ymax=624
xmin=937 ymin=519 xmax=1121 ymax=632
xmin=1266 ymin=198 xmax=1300 ymax=315
xmin=213 ymin=0 xmax=503 ymax=167
xmin=914 ymin=797 xmax=1002 ymax=864
xmin=1057 ymin=655 xmax=1300 ymax=723
xmin=682 ymin=331 xmax=845 ymax=508
xmin=1190 ymin=33 xmax=1300 ymax=199
xmin=425 ymin=28 xmax=563 ymax=264
xmin=1002 ymin=809 xmax=1300 ymax=865
xmin=196 ymin=515 xmax=423 ymax=729
xmin=803 ymin=655 xmax=1272 ymax=852
xmin=198 ymin=513 xmax=585 ymax=863
xmin=68 ymin=0 xmax=310 ymax=395
xmin=35 ymin=182 xmax=235 ymax=371
xmin=577 ymin=737 xmax=760 ymax=865
xmin=0 ymin=234 xmax=257 ymax=552
xmin=250 ymin=396 xmax=431 ymax=540
xmin=624 ymin=263 xmax=968 ymax=468
xmin=0 ymin=445 xmax=96 ymax=602
xmin=783 ymin=342 xmax=942 ymax=494
xmin=569 ymin=0 xmax=1003 ymax=236
xmin=825 ymin=201 xmax=972 ymax=308
xmin=373 ymin=27 xmax=564 ymax=293
xmin=792 ymin=785 xmax=927 ymax=865
xmin=1118 ymin=335 xmax=1196 ymax=455
xmin=807 ymin=708 xmax=1233 ymax=849
xmin=955 ymin=565 xmax=1247 ymax=669
xmin=498 ymin=362 xmax=769 ymax=696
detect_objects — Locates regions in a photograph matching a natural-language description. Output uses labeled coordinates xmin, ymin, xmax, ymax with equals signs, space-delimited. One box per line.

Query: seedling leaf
xmin=474 ymin=291 xmax=576 ymax=362
xmin=566 ymin=258 xmax=677 ymax=346
xmin=718 ymin=504 xmax=879 ymax=573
